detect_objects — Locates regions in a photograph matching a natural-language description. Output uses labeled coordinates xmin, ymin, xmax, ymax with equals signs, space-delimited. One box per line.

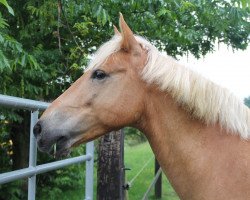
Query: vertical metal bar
xmin=154 ymin=159 xmax=162 ymax=198
xmin=28 ymin=110 xmax=39 ymax=200
xmin=85 ymin=141 xmax=94 ymax=200
xmin=119 ymin=129 xmax=125 ymax=199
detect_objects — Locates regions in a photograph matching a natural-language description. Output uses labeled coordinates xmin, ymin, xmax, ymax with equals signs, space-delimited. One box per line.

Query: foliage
xmin=244 ymin=96 xmax=250 ymax=108
xmin=0 ymin=121 xmax=11 ymax=173
xmin=0 ymin=0 xmax=249 ymax=102
xmin=0 ymin=0 xmax=14 ymax=15
xmin=0 ymin=0 xmax=249 ymax=199
xmin=0 ymin=181 xmax=25 ymax=200
xmin=1 ymin=0 xmax=249 ymax=99
xmin=36 ymin=147 xmax=86 ymax=199
xmin=124 ymin=127 xmax=146 ymax=146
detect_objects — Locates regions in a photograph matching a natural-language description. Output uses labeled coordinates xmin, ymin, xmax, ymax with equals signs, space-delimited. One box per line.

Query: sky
xmin=178 ymin=44 xmax=250 ymax=100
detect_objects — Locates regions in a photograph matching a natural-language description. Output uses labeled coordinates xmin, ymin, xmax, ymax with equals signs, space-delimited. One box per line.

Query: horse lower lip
xmin=55 ymin=147 xmax=70 ymax=158
xmin=52 ymin=137 xmax=70 ymax=158
xmin=37 ymin=134 xmax=70 ymax=157
xmin=37 ymin=139 xmax=53 ymax=153
xmin=48 ymin=143 xmax=68 ymax=158
xmin=57 ymin=136 xmax=68 ymax=144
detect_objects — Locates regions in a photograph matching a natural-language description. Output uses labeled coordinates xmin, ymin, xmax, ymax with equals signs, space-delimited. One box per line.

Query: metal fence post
xmin=28 ymin=110 xmax=39 ymax=200
xmin=154 ymin=159 xmax=162 ymax=198
xmin=0 ymin=95 xmax=95 ymax=200
xmin=85 ymin=141 xmax=94 ymax=200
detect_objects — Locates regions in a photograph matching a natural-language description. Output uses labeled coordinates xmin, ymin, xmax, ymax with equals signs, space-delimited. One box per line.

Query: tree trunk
xmin=97 ymin=130 xmax=125 ymax=200
xmin=10 ymin=111 xmax=30 ymax=170
xmin=10 ymin=111 xmax=30 ymax=192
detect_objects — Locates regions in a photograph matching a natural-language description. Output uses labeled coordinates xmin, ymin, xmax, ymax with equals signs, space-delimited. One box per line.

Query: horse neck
xmin=137 ymin=86 xmax=250 ymax=199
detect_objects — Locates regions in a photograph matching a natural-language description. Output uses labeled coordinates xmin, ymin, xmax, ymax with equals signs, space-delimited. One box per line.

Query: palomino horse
xmin=34 ymin=14 xmax=250 ymax=199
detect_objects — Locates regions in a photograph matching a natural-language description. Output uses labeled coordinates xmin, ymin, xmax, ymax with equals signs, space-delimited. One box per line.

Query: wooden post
xmin=97 ymin=130 xmax=125 ymax=200
xmin=155 ymin=158 xmax=162 ymax=199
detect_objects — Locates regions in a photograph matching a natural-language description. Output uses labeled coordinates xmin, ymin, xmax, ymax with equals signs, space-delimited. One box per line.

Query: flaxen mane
xmin=87 ymin=35 xmax=250 ymax=138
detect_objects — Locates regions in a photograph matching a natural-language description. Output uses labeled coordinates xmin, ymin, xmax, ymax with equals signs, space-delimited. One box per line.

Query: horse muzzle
xmin=33 ymin=120 xmax=71 ymax=158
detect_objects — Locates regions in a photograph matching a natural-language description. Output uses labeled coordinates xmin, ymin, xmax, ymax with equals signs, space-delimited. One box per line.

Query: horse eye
xmin=91 ymin=70 xmax=107 ymax=80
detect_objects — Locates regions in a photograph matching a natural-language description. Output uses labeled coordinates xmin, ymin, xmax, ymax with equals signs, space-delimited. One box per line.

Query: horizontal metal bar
xmin=142 ymin=168 xmax=162 ymax=200
xmin=0 ymin=94 xmax=50 ymax=111
xmin=0 ymin=154 xmax=92 ymax=184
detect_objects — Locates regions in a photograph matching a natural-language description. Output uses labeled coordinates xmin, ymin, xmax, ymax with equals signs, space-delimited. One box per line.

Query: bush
xmin=36 ymin=145 xmax=86 ymax=199
xmin=124 ymin=127 xmax=146 ymax=146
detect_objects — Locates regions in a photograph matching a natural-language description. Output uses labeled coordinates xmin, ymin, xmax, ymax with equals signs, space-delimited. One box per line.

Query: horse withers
xmin=34 ymin=14 xmax=250 ymax=200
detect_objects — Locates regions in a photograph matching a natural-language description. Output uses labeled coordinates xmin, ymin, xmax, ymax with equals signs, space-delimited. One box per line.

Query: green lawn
xmin=124 ymin=142 xmax=179 ymax=200
xmin=40 ymin=142 xmax=179 ymax=200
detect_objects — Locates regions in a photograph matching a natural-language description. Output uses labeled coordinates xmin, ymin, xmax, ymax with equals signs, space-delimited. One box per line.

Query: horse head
xmin=34 ymin=14 xmax=149 ymax=157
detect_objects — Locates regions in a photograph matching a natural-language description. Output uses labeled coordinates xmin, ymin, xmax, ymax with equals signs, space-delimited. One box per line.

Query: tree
xmin=0 ymin=0 xmax=249 ymax=199
xmin=1 ymin=0 xmax=249 ymax=99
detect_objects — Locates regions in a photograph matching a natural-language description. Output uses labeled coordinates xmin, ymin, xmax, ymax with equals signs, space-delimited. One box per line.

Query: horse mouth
xmin=37 ymin=136 xmax=71 ymax=159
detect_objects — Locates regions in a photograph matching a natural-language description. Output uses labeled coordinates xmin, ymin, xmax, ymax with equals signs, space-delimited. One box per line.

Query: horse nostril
xmin=33 ymin=122 xmax=42 ymax=137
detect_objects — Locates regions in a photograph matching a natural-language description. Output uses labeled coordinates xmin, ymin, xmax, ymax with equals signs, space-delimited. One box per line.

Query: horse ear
xmin=113 ymin=25 xmax=121 ymax=36
xmin=119 ymin=13 xmax=139 ymax=52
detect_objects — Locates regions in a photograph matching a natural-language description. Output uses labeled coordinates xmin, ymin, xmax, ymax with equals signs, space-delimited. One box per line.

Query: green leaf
xmin=0 ymin=49 xmax=10 ymax=70
xmin=28 ymin=55 xmax=39 ymax=69
xmin=0 ymin=15 xmax=8 ymax=28
xmin=157 ymin=8 xmax=167 ymax=16
xmin=242 ymin=0 xmax=250 ymax=8
xmin=102 ymin=9 xmax=107 ymax=25
xmin=20 ymin=54 xmax=26 ymax=66
xmin=0 ymin=34 xmax=4 ymax=43
xmin=0 ymin=0 xmax=14 ymax=15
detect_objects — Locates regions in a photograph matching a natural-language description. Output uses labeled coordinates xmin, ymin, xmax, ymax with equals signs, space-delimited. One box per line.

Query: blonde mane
xmin=87 ymin=35 xmax=250 ymax=138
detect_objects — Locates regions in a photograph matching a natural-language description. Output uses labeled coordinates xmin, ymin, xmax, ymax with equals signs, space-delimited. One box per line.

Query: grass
xmin=124 ymin=142 xmax=179 ymax=200
xmin=40 ymin=141 xmax=179 ymax=200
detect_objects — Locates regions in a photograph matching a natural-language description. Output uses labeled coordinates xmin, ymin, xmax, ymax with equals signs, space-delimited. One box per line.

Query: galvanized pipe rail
xmin=0 ymin=94 xmax=94 ymax=200
xmin=0 ymin=94 xmax=49 ymax=110
xmin=142 ymin=167 xmax=162 ymax=200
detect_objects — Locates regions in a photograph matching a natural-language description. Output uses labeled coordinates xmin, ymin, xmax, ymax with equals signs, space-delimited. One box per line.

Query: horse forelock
xmin=86 ymin=34 xmax=250 ymax=139
xmin=86 ymin=35 xmax=122 ymax=71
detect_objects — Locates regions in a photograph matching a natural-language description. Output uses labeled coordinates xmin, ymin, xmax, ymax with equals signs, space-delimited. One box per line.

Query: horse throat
xmin=136 ymin=88 xmax=250 ymax=200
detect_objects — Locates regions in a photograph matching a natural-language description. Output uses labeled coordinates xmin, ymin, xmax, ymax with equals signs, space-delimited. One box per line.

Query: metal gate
xmin=0 ymin=94 xmax=94 ymax=200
